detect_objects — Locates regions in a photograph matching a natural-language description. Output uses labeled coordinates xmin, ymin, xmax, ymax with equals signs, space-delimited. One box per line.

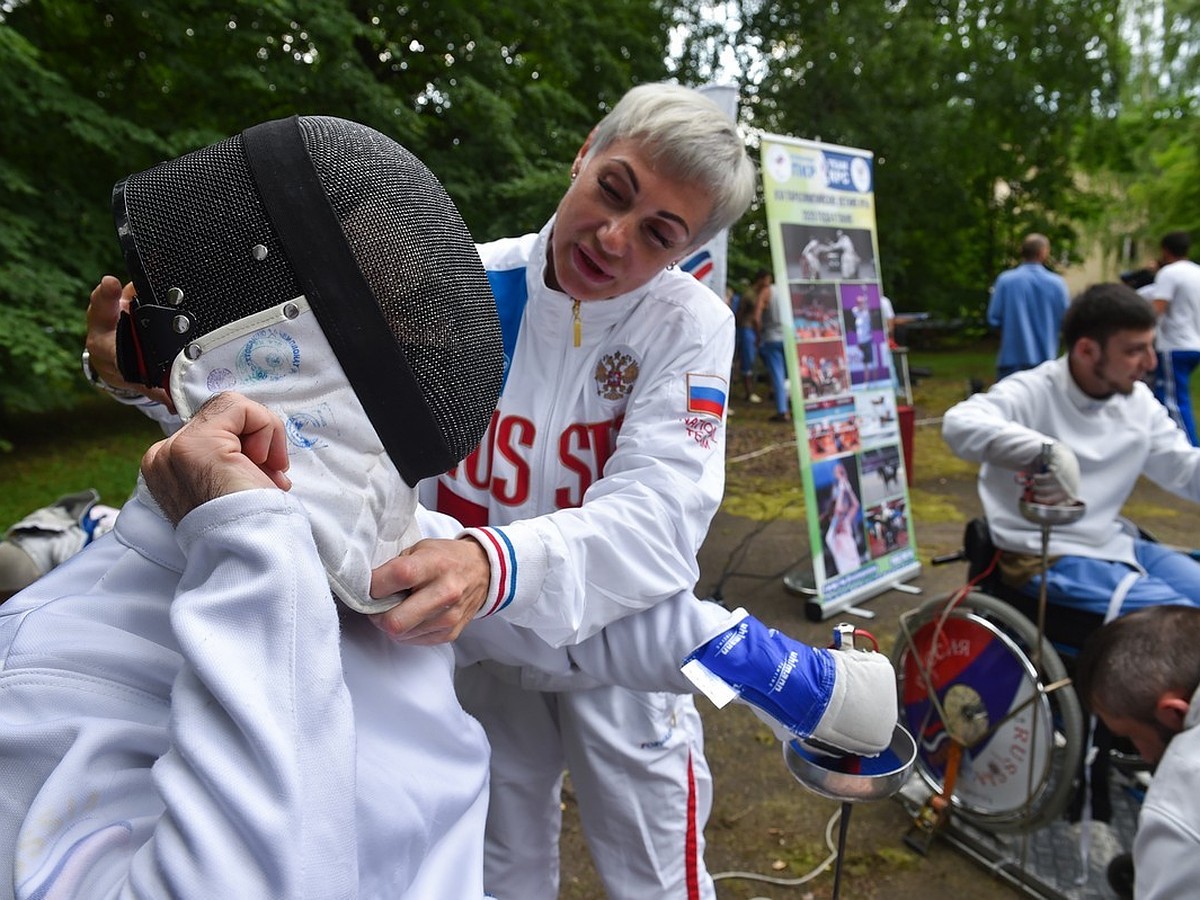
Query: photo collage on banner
xmin=760 ymin=136 xmax=919 ymax=617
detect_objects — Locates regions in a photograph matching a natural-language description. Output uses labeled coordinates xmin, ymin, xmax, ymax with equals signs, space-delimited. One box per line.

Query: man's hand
xmin=140 ymin=393 xmax=291 ymax=524
xmin=1027 ymin=442 xmax=1081 ymax=505
xmin=368 ymin=538 xmax=490 ymax=645
xmin=87 ymin=275 xmax=172 ymax=409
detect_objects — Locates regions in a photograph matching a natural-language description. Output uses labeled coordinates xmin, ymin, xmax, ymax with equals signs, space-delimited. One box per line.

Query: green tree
xmin=1107 ymin=0 xmax=1200 ymax=247
xmin=0 ymin=0 xmax=675 ymax=445
xmin=676 ymin=1 xmax=1122 ymax=318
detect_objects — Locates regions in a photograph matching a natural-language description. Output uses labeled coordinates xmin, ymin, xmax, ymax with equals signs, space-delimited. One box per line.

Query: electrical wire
xmin=706 ymin=508 xmax=804 ymax=607
xmin=712 ymin=805 xmax=843 ymax=888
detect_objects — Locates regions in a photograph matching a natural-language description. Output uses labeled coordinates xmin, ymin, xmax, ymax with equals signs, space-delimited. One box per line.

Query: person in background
xmin=945 ymin=281 xmax=1200 ymax=866
xmin=945 ymin=282 xmax=1200 ymax=614
xmin=1148 ymin=230 xmax=1200 ymax=445
xmin=986 ymin=233 xmax=1071 ymax=380
xmin=755 ymin=269 xmax=791 ymax=424
xmin=1074 ymin=605 xmax=1200 ymax=900
xmin=735 ymin=270 xmax=765 ymax=404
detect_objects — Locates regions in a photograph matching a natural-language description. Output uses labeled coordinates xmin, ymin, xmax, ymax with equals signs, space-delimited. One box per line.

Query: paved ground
xmin=555 ymin=398 xmax=1193 ymax=899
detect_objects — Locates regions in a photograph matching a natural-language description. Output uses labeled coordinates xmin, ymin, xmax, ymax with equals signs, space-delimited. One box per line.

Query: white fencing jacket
xmin=942 ymin=356 xmax=1200 ymax=564
xmin=0 ymin=486 xmax=491 ymax=899
xmin=1135 ymin=685 xmax=1200 ymax=899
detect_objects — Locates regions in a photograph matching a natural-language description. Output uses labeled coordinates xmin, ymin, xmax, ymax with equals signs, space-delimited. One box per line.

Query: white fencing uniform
xmin=943 ymin=357 xmax=1200 ymax=612
xmin=0 ymin=488 xmax=491 ymax=899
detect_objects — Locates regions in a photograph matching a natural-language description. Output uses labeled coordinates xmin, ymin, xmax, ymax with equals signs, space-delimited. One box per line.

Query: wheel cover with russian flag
xmin=899 ymin=611 xmax=1056 ymax=819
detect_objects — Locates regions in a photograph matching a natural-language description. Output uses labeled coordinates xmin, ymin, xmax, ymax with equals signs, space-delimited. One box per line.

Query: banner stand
xmin=784 ymin=564 xmax=922 ymax=622
xmin=760 ymin=134 xmax=922 ymax=620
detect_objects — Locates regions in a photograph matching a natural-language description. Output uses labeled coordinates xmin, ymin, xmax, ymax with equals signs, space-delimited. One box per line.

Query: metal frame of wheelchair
xmin=890 ymin=518 xmax=1146 ymax=899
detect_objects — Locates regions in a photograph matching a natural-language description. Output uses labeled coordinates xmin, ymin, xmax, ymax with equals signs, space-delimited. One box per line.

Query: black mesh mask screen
xmin=113 ymin=116 xmax=503 ymax=483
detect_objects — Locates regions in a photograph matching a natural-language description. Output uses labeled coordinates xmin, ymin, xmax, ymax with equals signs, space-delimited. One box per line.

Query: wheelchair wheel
xmin=892 ymin=591 xmax=1084 ymax=833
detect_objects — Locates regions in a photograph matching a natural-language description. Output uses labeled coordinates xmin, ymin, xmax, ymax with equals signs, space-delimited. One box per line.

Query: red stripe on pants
xmin=686 ymin=750 xmax=699 ymax=899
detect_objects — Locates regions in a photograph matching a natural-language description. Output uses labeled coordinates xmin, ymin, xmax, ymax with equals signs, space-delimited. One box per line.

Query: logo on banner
xmin=766 ymin=145 xmax=793 ymax=184
xmin=819 ymin=150 xmax=873 ymax=193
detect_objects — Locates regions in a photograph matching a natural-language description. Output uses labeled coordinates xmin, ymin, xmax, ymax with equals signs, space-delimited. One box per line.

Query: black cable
xmin=708 ymin=499 xmax=805 ymax=606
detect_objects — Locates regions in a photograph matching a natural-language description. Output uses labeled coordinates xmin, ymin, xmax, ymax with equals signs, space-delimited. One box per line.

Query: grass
xmin=0 ymin=394 xmax=163 ymax=528
xmin=722 ymin=476 xmax=808 ymax=521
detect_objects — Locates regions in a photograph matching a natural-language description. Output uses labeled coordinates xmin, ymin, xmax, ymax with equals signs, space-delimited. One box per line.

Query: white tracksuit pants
xmin=457 ymin=665 xmax=715 ymax=900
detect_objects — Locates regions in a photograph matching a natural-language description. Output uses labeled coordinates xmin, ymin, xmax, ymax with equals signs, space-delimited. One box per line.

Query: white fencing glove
xmin=1027 ymin=442 xmax=1081 ymax=505
xmin=680 ymin=610 xmax=897 ymax=757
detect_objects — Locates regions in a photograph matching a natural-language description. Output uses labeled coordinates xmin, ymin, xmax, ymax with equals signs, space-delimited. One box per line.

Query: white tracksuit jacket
xmin=428 ymin=220 xmax=734 ymax=646
xmin=0 ymin=486 xmax=492 ymax=899
xmin=431 ymin=220 xmax=733 ymax=900
xmin=0 ymin=488 xmax=745 ymax=900
xmin=1134 ymin=684 xmax=1200 ymax=899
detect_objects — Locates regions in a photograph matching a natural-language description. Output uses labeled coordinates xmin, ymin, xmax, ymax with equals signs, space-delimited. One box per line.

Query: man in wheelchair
xmin=941 ymin=281 xmax=1200 ymax=877
xmin=943 ymin=281 xmax=1200 ymax=620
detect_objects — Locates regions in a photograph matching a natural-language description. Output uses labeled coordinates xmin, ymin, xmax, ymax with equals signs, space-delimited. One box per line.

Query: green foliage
xmin=1130 ymin=116 xmax=1200 ymax=238
xmin=680 ymin=1 xmax=1124 ymax=317
xmin=5 ymin=0 xmax=1199 ymax=446
xmin=0 ymin=0 xmax=675 ymax=446
xmin=1072 ymin=0 xmax=1200 ymax=262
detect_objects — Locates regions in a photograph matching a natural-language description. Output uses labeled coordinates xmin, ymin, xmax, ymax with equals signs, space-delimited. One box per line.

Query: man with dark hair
xmin=1075 ymin=605 xmax=1200 ymax=900
xmin=944 ymin=282 xmax=1200 ymax=615
xmin=1148 ymin=230 xmax=1200 ymax=444
xmin=986 ymin=233 xmax=1072 ymax=379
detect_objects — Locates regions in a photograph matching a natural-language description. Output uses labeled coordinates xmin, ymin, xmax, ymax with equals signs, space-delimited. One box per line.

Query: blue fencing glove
xmin=681 ymin=609 xmax=896 ymax=756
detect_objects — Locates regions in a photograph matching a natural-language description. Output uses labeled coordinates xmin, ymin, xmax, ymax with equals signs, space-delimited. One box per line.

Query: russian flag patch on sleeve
xmin=687 ymin=373 xmax=728 ymax=419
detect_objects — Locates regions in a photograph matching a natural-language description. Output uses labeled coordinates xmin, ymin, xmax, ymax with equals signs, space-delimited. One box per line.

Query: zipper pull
xmin=572 ymin=298 xmax=582 ymax=348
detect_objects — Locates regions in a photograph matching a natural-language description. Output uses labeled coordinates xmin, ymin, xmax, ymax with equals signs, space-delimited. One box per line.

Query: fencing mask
xmin=112 ymin=114 xmax=503 ymax=487
xmin=111 ymin=115 xmax=504 ymax=613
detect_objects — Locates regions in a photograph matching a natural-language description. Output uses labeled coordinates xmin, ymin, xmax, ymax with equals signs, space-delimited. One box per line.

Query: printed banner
xmin=760 ymin=135 xmax=920 ymax=619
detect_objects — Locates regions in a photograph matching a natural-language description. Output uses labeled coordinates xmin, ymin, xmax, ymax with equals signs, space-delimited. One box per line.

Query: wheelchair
xmin=895 ymin=517 xmax=1154 ymax=832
